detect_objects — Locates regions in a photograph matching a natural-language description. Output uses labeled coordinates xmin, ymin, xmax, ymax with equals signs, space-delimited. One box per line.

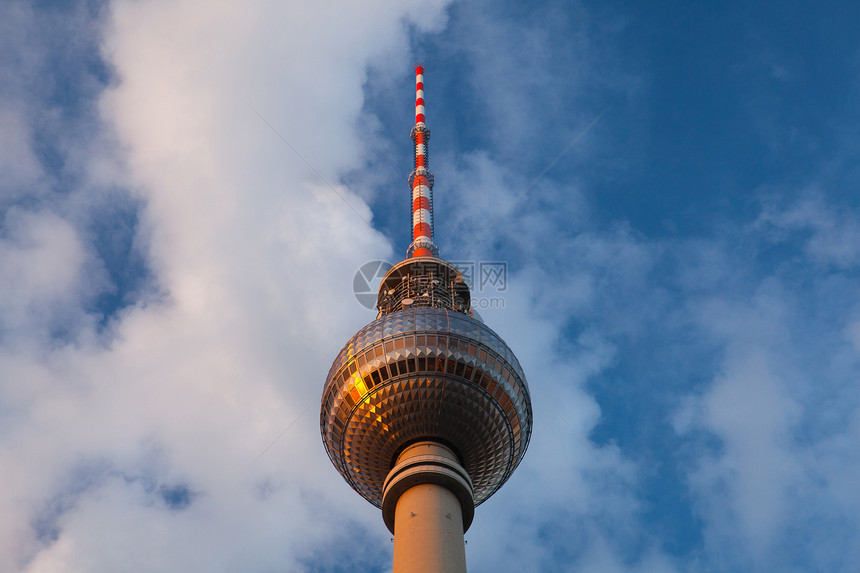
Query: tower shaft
xmin=387 ymin=442 xmax=470 ymax=573
xmin=393 ymin=484 xmax=466 ymax=573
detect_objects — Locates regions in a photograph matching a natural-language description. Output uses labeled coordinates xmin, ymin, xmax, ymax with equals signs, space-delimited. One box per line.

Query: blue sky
xmin=2 ymin=0 xmax=859 ymax=571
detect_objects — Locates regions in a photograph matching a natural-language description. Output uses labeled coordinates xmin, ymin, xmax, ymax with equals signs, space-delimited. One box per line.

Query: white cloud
xmin=1 ymin=0 xmax=457 ymax=571
xmin=695 ymin=354 xmax=802 ymax=552
xmin=0 ymin=105 xmax=44 ymax=202
xmin=757 ymin=188 xmax=860 ymax=267
xmin=672 ymin=220 xmax=860 ymax=569
xmin=0 ymin=208 xmax=104 ymax=346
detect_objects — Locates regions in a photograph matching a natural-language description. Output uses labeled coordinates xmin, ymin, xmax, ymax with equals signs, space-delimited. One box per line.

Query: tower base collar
xmin=381 ymin=441 xmax=475 ymax=533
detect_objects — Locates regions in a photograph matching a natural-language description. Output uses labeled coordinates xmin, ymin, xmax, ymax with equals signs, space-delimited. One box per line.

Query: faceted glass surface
xmin=321 ymin=307 xmax=533 ymax=507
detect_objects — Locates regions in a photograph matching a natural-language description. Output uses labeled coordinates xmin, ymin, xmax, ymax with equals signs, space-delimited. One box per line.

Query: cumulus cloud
xmin=671 ymin=206 xmax=860 ymax=570
xmin=1 ymin=0 xmax=454 ymax=571
xmin=756 ymin=188 xmax=860 ymax=267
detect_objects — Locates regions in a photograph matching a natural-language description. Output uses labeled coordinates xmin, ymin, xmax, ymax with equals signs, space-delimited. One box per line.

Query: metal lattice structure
xmin=375 ymin=258 xmax=472 ymax=316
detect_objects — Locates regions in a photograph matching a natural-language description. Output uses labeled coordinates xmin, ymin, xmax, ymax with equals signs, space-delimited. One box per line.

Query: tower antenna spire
xmin=407 ymin=64 xmax=438 ymax=258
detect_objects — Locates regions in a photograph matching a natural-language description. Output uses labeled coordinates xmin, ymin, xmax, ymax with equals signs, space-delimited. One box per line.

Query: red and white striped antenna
xmin=407 ymin=64 xmax=438 ymax=258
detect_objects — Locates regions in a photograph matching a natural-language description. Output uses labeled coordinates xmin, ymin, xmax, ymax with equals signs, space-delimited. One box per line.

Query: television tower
xmin=321 ymin=65 xmax=533 ymax=573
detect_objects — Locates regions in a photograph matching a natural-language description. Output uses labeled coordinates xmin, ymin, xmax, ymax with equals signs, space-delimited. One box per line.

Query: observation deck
xmin=320 ymin=259 xmax=532 ymax=509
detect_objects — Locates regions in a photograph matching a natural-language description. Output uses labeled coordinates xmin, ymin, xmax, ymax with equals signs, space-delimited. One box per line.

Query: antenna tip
xmin=415 ymin=63 xmax=425 ymax=74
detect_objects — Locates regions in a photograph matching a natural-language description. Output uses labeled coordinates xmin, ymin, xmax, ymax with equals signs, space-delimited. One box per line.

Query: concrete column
xmin=382 ymin=442 xmax=474 ymax=573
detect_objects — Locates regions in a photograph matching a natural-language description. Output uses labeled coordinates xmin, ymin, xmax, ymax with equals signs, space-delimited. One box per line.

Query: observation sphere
xmin=321 ymin=306 xmax=533 ymax=507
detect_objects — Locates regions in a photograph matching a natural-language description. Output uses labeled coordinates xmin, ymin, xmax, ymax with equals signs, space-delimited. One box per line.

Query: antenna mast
xmin=407 ymin=64 xmax=438 ymax=258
